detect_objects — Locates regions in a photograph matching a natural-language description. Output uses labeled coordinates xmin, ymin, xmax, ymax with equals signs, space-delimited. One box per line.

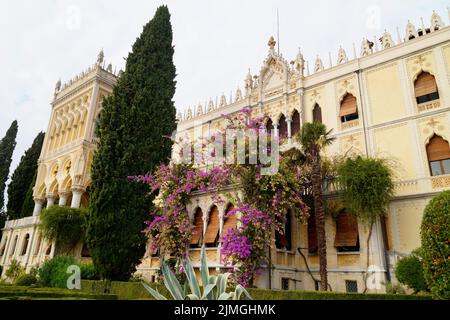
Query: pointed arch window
xmin=190 ymin=208 xmax=204 ymax=248
xmin=339 ymin=93 xmax=358 ymax=123
xmin=291 ymin=110 xmax=300 ymax=136
xmin=278 ymin=115 xmax=288 ymax=138
xmin=313 ymin=104 xmax=322 ymax=123
xmin=221 ymin=204 xmax=237 ymax=243
xmin=204 ymin=206 xmax=220 ymax=247
xmin=307 ymin=211 xmax=318 ymax=254
xmin=414 ymin=72 xmax=439 ymax=105
xmin=276 ymin=210 xmax=292 ymax=251
xmin=266 ymin=118 xmax=274 ymax=136
xmin=34 ymin=235 xmax=41 ymax=256
xmin=426 ymin=135 xmax=450 ymax=176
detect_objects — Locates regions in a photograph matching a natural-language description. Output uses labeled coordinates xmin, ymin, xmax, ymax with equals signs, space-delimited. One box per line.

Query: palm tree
xmin=296 ymin=122 xmax=335 ymax=291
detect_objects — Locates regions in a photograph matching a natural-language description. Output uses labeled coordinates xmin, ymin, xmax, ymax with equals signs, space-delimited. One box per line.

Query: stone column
xmin=287 ymin=119 xmax=292 ymax=145
xmin=273 ymin=123 xmax=279 ymax=138
xmin=59 ymin=192 xmax=70 ymax=206
xmin=32 ymin=198 xmax=44 ymax=216
xmin=71 ymin=188 xmax=84 ymax=208
xmin=46 ymin=194 xmax=57 ymax=207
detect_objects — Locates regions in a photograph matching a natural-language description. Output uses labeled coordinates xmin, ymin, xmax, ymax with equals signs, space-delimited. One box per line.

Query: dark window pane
xmin=345 ymin=280 xmax=358 ymax=293
xmin=430 ymin=161 xmax=442 ymax=176
xmin=417 ymin=91 xmax=439 ymax=104
xmin=442 ymin=159 xmax=450 ymax=175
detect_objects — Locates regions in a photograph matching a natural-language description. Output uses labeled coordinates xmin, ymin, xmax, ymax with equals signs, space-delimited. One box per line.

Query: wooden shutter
xmin=190 ymin=208 xmax=204 ymax=245
xmin=279 ymin=116 xmax=288 ymax=137
xmin=221 ymin=205 xmax=237 ymax=239
xmin=276 ymin=231 xmax=288 ymax=248
xmin=339 ymin=94 xmax=357 ymax=117
xmin=313 ymin=104 xmax=322 ymax=123
xmin=203 ymin=207 xmax=220 ymax=245
xmin=334 ymin=211 xmax=359 ymax=247
xmin=427 ymin=135 xmax=450 ymax=161
xmin=415 ymin=72 xmax=438 ymax=97
xmin=307 ymin=212 xmax=318 ymax=254
xmin=291 ymin=111 xmax=300 ymax=136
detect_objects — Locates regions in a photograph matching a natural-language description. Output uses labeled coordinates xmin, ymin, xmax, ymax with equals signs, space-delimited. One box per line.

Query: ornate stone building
xmin=137 ymin=10 xmax=450 ymax=293
xmin=1 ymin=10 xmax=449 ymax=293
xmin=0 ymin=51 xmax=118 ymax=274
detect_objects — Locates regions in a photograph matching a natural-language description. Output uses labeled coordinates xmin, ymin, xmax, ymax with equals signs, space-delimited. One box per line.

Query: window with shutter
xmin=278 ymin=115 xmax=288 ymax=138
xmin=335 ymin=210 xmax=360 ymax=252
xmin=307 ymin=212 xmax=318 ymax=254
xmin=426 ymin=135 xmax=450 ymax=176
xmin=220 ymin=204 xmax=236 ymax=243
xmin=414 ymin=72 xmax=439 ymax=104
xmin=313 ymin=104 xmax=322 ymax=123
xmin=276 ymin=210 xmax=292 ymax=250
xmin=190 ymin=208 xmax=204 ymax=247
xmin=339 ymin=93 xmax=358 ymax=123
xmin=203 ymin=206 xmax=220 ymax=247
xmin=291 ymin=110 xmax=300 ymax=136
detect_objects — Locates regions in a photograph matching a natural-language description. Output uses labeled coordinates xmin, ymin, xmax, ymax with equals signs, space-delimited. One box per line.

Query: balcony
xmin=3 ymin=215 xmax=40 ymax=230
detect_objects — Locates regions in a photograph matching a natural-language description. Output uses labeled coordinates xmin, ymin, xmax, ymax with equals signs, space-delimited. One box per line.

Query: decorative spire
xmin=314 ymin=55 xmax=324 ymax=73
xmin=380 ymin=29 xmax=394 ymax=49
xmin=219 ymin=93 xmax=227 ymax=108
xmin=245 ymin=69 xmax=253 ymax=95
xmin=293 ymin=47 xmax=305 ymax=76
xmin=54 ymin=79 xmax=61 ymax=95
xmin=405 ymin=20 xmax=418 ymax=41
xmin=360 ymin=38 xmax=373 ymax=57
xmin=196 ymin=103 xmax=203 ymax=116
xmin=235 ymin=87 xmax=242 ymax=102
xmin=186 ymin=107 xmax=193 ymax=120
xmin=337 ymin=46 xmax=348 ymax=64
xmin=107 ymin=63 xmax=113 ymax=73
xmin=208 ymin=99 xmax=214 ymax=112
xmin=431 ymin=10 xmax=444 ymax=31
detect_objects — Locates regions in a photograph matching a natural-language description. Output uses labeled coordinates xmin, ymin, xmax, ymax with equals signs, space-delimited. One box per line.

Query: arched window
xmin=266 ymin=118 xmax=273 ymax=136
xmin=276 ymin=210 xmax=292 ymax=251
xmin=339 ymin=93 xmax=358 ymax=123
xmin=313 ymin=104 xmax=322 ymax=123
xmin=426 ymin=135 xmax=450 ymax=176
xmin=0 ymin=237 xmax=7 ymax=256
xmin=278 ymin=115 xmax=288 ymax=138
xmin=46 ymin=244 xmax=52 ymax=256
xmin=203 ymin=206 xmax=220 ymax=247
xmin=414 ymin=72 xmax=439 ymax=105
xmin=21 ymin=234 xmax=30 ymax=256
xmin=291 ymin=110 xmax=300 ymax=136
xmin=221 ymin=204 xmax=237 ymax=244
xmin=10 ymin=235 xmax=18 ymax=256
xmin=334 ymin=210 xmax=360 ymax=252
xmin=34 ymin=235 xmax=41 ymax=256
xmin=307 ymin=211 xmax=318 ymax=254
xmin=190 ymin=208 xmax=204 ymax=248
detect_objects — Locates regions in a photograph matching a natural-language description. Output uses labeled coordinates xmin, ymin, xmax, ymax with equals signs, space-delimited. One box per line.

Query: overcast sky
xmin=0 ymin=0 xmax=448 ymax=187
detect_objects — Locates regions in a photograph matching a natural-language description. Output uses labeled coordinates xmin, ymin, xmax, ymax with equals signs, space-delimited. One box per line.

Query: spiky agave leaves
xmin=142 ymin=246 xmax=252 ymax=300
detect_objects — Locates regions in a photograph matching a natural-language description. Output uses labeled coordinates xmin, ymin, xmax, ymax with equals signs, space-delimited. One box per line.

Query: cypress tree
xmin=86 ymin=5 xmax=177 ymax=280
xmin=7 ymin=132 xmax=44 ymax=219
xmin=0 ymin=121 xmax=18 ymax=215
xmin=21 ymin=172 xmax=37 ymax=219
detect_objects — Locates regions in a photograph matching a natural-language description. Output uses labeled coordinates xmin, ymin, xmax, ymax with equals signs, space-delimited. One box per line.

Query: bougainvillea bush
xmin=130 ymin=108 xmax=309 ymax=286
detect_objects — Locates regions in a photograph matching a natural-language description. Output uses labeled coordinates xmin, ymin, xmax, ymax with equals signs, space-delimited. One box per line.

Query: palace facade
xmin=1 ymin=10 xmax=450 ymax=293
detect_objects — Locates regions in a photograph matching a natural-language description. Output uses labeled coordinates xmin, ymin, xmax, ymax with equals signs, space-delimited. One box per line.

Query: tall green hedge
xmin=420 ymin=190 xmax=450 ymax=300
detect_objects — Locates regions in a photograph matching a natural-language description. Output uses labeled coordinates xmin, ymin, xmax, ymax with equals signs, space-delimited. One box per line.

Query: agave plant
xmin=142 ymin=246 xmax=252 ymax=300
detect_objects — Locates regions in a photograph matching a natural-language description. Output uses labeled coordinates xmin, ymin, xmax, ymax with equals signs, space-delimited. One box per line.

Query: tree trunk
xmin=363 ymin=221 xmax=374 ymax=293
xmin=311 ymin=146 xmax=328 ymax=291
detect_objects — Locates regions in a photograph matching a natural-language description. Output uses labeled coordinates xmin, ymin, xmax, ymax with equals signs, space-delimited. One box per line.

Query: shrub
xmin=39 ymin=206 xmax=87 ymax=253
xmin=385 ymin=282 xmax=407 ymax=295
xmin=5 ymin=259 xmax=24 ymax=282
xmin=15 ymin=274 xmax=37 ymax=286
xmin=38 ymin=256 xmax=77 ymax=288
xmin=420 ymin=190 xmax=450 ymax=300
xmin=395 ymin=249 xmax=427 ymax=293
xmin=80 ymin=263 xmax=99 ymax=280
